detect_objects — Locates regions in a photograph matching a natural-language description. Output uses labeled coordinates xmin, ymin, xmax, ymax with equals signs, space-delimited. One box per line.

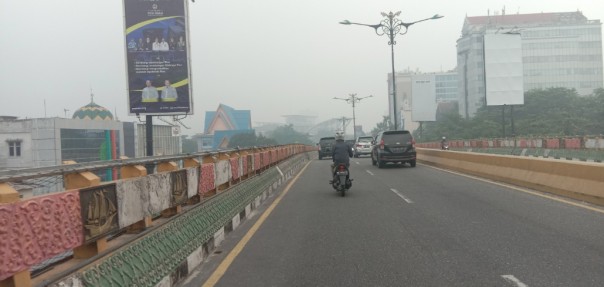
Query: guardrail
xmin=418 ymin=136 xmax=604 ymax=162
xmin=0 ymin=144 xmax=315 ymax=287
xmin=417 ymin=148 xmax=604 ymax=207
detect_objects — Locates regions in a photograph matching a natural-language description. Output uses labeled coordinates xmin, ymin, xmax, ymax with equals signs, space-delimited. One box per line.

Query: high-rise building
xmin=435 ymin=71 xmax=459 ymax=103
xmin=387 ymin=70 xmax=458 ymax=132
xmin=457 ymin=11 xmax=603 ymax=118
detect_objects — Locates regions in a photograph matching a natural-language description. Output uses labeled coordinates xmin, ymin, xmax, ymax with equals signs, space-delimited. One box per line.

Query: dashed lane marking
xmin=366 ymin=170 xmax=374 ymax=176
xmin=501 ymin=275 xmax=528 ymax=287
xmin=390 ymin=188 xmax=413 ymax=203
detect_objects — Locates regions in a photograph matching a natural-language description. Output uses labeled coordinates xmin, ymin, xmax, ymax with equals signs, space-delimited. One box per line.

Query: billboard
xmin=123 ymin=0 xmax=193 ymax=115
xmin=484 ymin=33 xmax=524 ymax=106
xmin=411 ymin=74 xmax=436 ymax=122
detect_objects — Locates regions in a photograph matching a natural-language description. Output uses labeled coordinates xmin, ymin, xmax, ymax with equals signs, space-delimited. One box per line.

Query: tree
xmin=417 ymin=87 xmax=604 ymax=141
xmin=227 ymin=132 xmax=278 ymax=148
xmin=269 ymin=124 xmax=313 ymax=145
xmin=181 ymin=135 xmax=198 ymax=153
xmin=418 ymin=112 xmax=471 ymax=141
xmin=256 ymin=133 xmax=279 ymax=146
xmin=228 ymin=132 xmax=257 ymax=148
xmin=370 ymin=116 xmax=393 ymax=136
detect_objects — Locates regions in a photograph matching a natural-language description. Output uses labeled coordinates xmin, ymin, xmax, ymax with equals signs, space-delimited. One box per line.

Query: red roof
xmin=466 ymin=12 xmax=586 ymax=26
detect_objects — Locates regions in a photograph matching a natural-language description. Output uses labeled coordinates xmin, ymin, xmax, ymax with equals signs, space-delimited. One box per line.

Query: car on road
xmin=371 ymin=130 xmax=416 ymax=168
xmin=317 ymin=137 xmax=335 ymax=160
xmin=353 ymin=136 xmax=374 ymax=158
xmin=345 ymin=139 xmax=355 ymax=155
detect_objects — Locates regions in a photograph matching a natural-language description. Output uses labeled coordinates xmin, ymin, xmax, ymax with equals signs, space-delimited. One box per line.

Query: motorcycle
xmin=331 ymin=163 xmax=352 ymax=196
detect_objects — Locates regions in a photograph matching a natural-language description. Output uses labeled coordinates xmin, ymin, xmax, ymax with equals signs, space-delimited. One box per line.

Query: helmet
xmin=442 ymin=136 xmax=446 ymax=140
xmin=335 ymin=131 xmax=344 ymax=141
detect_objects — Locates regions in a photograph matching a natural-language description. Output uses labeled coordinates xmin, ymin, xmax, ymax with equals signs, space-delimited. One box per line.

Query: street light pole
xmin=340 ymin=12 xmax=443 ymax=130
xmin=386 ymin=13 xmax=398 ymax=130
xmin=333 ymin=94 xmax=373 ymax=140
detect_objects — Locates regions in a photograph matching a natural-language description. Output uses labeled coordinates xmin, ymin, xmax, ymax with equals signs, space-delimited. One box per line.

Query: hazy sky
xmin=1 ymin=0 xmax=603 ymax=136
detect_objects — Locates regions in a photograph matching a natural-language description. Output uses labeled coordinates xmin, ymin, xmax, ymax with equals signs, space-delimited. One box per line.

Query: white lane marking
xmin=366 ymin=170 xmax=374 ymax=176
xmin=355 ymin=161 xmax=360 ymax=165
xmin=423 ymin=164 xmax=604 ymax=215
xmin=501 ymin=275 xmax=528 ymax=287
xmin=390 ymin=188 xmax=413 ymax=203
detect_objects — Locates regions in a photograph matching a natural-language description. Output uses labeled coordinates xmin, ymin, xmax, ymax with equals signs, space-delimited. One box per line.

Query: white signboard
xmin=484 ymin=33 xmax=524 ymax=106
xmin=411 ymin=74 xmax=436 ymax=121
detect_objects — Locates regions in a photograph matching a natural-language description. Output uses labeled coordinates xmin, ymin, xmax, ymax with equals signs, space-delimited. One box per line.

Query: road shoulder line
xmin=202 ymin=161 xmax=312 ymax=287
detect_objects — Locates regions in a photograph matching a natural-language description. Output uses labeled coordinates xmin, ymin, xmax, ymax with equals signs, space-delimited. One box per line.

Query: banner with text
xmin=124 ymin=0 xmax=192 ymax=115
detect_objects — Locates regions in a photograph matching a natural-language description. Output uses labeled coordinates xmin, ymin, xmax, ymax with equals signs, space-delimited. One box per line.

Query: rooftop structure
xmin=457 ymin=11 xmax=603 ymax=117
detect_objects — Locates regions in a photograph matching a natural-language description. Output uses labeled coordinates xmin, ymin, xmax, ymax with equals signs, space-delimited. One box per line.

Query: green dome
xmin=72 ymin=100 xmax=114 ymax=121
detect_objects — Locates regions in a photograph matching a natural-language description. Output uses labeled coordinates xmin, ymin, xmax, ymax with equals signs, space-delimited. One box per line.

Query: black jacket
xmin=332 ymin=140 xmax=352 ymax=165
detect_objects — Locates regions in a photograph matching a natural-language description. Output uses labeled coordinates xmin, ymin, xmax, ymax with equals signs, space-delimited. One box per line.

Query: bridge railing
xmin=0 ymin=144 xmax=315 ymax=286
xmin=417 ymin=135 xmax=604 ymax=162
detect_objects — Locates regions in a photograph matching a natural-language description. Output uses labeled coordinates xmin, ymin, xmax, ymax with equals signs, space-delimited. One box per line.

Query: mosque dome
xmin=72 ymin=96 xmax=114 ymax=121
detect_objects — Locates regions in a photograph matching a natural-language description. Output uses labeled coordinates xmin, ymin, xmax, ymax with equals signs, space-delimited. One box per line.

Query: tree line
xmin=181 ymin=124 xmax=314 ymax=152
xmin=183 ymin=87 xmax=604 ymax=151
xmin=415 ymin=88 xmax=604 ymax=142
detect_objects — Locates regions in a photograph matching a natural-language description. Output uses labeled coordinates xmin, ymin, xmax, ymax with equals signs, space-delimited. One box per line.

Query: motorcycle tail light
xmin=338 ymin=165 xmax=346 ymax=172
xmin=379 ymin=139 xmax=384 ymax=150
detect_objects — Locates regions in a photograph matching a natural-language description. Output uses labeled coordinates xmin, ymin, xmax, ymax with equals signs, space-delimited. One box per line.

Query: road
xmin=181 ymin=157 xmax=604 ymax=287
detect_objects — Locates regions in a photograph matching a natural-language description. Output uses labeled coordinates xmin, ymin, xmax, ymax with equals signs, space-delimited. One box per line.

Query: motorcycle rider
xmin=441 ymin=136 xmax=448 ymax=150
xmin=330 ymin=131 xmax=353 ymax=187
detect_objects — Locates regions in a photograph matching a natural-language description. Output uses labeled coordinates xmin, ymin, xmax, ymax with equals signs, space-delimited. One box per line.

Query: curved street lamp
xmin=340 ymin=12 xmax=443 ymax=130
xmin=333 ymin=94 xmax=373 ymax=140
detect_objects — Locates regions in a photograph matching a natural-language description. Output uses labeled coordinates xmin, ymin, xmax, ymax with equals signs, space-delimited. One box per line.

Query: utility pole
xmin=333 ymin=94 xmax=373 ymax=139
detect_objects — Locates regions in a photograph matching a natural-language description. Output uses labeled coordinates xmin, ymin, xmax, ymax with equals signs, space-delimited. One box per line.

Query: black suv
xmin=317 ymin=137 xmax=335 ymax=160
xmin=371 ymin=130 xmax=416 ymax=168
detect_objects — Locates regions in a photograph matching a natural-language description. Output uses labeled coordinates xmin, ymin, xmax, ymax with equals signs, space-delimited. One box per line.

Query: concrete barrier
xmin=417 ymin=148 xmax=604 ymax=206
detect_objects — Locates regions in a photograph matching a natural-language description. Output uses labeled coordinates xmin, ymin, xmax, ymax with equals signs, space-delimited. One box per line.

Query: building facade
xmin=435 ymin=72 xmax=459 ymax=103
xmin=132 ymin=123 xmax=182 ymax=158
xmin=387 ymin=70 xmax=458 ymax=133
xmin=198 ymin=104 xmax=253 ymax=151
xmin=457 ymin=11 xmax=603 ymax=117
xmin=1 ymin=100 xmax=181 ymax=197
xmin=387 ymin=70 xmax=413 ymax=131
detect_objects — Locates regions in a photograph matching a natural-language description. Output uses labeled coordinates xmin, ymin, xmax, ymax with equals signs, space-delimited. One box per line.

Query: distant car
xmin=353 ymin=136 xmax=374 ymax=158
xmin=317 ymin=137 xmax=335 ymax=160
xmin=371 ymin=130 xmax=416 ymax=168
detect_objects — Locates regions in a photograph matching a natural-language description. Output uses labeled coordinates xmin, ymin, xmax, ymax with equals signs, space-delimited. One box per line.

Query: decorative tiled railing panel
xmin=0 ymin=190 xmax=83 ymax=280
xmin=186 ymin=167 xmax=199 ymax=198
xmin=215 ymin=160 xmax=231 ymax=186
xmin=199 ymin=163 xmax=216 ymax=195
xmin=230 ymin=158 xmax=240 ymax=180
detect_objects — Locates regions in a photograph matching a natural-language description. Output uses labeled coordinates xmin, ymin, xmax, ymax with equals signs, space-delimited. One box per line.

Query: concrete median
xmin=417 ymin=148 xmax=604 ymax=206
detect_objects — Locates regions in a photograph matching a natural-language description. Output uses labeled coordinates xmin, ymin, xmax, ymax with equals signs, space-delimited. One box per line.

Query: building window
xmin=7 ymin=140 xmax=22 ymax=157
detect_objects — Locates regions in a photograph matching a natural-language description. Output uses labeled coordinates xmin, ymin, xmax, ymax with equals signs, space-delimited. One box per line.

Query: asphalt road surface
xmin=181 ymin=157 xmax=604 ymax=287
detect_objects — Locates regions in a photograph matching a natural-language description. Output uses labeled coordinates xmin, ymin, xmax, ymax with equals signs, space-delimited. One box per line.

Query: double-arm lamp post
xmin=340 ymin=12 xmax=443 ymax=130
xmin=333 ymin=94 xmax=373 ymax=140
